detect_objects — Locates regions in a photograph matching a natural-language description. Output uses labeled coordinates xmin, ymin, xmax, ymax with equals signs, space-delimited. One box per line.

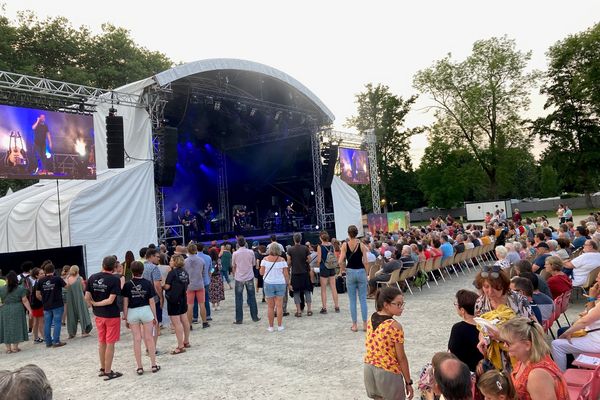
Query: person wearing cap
xmin=367 ymin=250 xmax=402 ymax=298
xmin=532 ymin=242 xmax=551 ymax=274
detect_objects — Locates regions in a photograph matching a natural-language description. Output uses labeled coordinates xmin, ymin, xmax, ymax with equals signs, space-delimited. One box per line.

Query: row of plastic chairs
xmin=370 ymin=244 xmax=498 ymax=295
xmin=541 ymin=291 xmax=572 ymax=339
xmin=565 ymin=363 xmax=600 ymax=400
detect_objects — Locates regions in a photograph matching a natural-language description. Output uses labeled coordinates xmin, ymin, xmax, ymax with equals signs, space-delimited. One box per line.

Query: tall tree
xmin=532 ymin=23 xmax=600 ymax=204
xmin=0 ymin=10 xmax=173 ymax=88
xmin=413 ymin=36 xmax=539 ymax=198
xmin=346 ymin=83 xmax=420 ymax=211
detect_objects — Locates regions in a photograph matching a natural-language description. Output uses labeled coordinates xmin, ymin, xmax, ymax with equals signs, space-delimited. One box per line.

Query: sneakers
xmin=277 ymin=326 xmax=285 ymax=332
xmin=267 ymin=327 xmax=274 ymax=332
xmin=202 ymin=322 xmax=210 ymax=329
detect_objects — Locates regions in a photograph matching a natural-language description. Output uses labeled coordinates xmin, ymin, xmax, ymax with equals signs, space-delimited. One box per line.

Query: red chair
xmin=560 ymin=290 xmax=572 ymax=326
xmin=543 ymin=295 xmax=563 ymax=339
xmin=564 ymin=367 xmax=594 ymax=387
xmin=566 ymin=365 xmax=600 ymax=400
xmin=572 ymin=352 xmax=600 ymax=369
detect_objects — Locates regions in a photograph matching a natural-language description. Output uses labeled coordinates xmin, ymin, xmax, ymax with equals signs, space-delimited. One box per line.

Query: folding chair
xmin=432 ymin=256 xmax=446 ymax=281
xmin=376 ymin=268 xmax=402 ymax=290
xmin=565 ymin=364 xmax=600 ymax=400
xmin=423 ymin=258 xmax=437 ymax=286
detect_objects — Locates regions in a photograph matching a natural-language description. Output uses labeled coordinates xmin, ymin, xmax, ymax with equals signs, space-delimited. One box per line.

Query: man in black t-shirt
xmin=32 ymin=114 xmax=52 ymax=174
xmin=35 ymin=262 xmax=66 ymax=348
xmin=85 ymin=256 xmax=123 ymax=381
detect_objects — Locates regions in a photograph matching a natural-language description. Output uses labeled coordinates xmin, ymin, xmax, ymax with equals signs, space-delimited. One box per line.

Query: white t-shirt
xmin=261 ymin=259 xmax=288 ymax=285
xmin=571 ymin=252 xmax=600 ymax=286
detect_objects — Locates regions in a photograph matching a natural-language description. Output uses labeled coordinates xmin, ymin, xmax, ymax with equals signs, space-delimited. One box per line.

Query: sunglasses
xmin=481 ymin=264 xmax=501 ymax=279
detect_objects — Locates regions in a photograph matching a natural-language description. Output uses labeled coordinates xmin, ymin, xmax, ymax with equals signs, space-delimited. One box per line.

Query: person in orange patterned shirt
xmin=363 ymin=287 xmax=413 ymax=400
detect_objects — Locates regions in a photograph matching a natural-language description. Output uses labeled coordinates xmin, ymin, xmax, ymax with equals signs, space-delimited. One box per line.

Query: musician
xmin=170 ymin=203 xmax=181 ymax=225
xmin=233 ymin=209 xmax=242 ymax=234
xmin=286 ymin=202 xmax=295 ymax=215
xmin=204 ymin=202 xmax=214 ymax=233
xmin=32 ymin=114 xmax=52 ymax=174
xmin=181 ymin=209 xmax=198 ymax=240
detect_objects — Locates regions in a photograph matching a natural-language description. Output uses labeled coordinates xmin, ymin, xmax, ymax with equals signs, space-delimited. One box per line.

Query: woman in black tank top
xmin=339 ymin=225 xmax=369 ymax=332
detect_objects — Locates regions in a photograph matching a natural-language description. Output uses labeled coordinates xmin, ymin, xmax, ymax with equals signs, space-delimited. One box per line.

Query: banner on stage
xmin=367 ymin=213 xmax=388 ymax=235
xmin=339 ymin=147 xmax=369 ymax=185
xmin=387 ymin=211 xmax=410 ymax=232
xmin=0 ymin=104 xmax=96 ymax=180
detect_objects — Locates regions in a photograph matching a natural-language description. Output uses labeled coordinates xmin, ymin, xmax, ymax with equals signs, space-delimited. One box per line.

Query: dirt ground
xmin=0 ymin=269 xmax=584 ymax=400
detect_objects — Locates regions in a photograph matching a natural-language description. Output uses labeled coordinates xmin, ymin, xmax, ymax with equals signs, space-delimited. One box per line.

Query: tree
xmin=532 ymin=23 xmax=600 ymax=204
xmin=413 ymin=36 xmax=539 ymax=198
xmin=0 ymin=10 xmax=173 ymax=88
xmin=346 ymin=83 xmax=421 ymax=211
xmin=538 ymin=164 xmax=560 ymax=198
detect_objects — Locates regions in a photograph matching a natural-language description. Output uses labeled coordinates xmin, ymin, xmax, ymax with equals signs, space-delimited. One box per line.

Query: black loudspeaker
xmin=106 ymin=115 xmax=124 ymax=168
xmin=154 ymin=127 xmax=178 ymax=187
xmin=322 ymin=145 xmax=338 ymax=189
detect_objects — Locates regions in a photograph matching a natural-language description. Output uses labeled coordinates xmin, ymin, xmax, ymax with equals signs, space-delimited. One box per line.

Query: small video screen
xmin=339 ymin=147 xmax=370 ymax=185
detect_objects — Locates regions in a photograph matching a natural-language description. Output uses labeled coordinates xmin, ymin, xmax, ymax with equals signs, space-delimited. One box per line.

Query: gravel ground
xmin=0 ymin=266 xmax=585 ymax=400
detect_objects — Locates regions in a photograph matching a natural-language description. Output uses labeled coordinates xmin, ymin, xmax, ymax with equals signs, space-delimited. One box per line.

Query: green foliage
xmin=346 ymin=83 xmax=421 ymax=212
xmin=0 ymin=10 xmax=173 ymax=88
xmin=538 ymin=164 xmax=560 ymax=198
xmin=414 ymin=36 xmax=539 ymax=198
xmin=533 ymin=22 xmax=600 ymax=197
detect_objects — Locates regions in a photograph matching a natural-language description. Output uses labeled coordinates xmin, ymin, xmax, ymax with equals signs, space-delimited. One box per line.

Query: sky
xmin=3 ymin=1 xmax=600 ymax=166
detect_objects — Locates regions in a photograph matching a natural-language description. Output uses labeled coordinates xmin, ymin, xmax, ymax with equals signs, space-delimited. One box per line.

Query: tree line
xmin=347 ymin=24 xmax=600 ymax=212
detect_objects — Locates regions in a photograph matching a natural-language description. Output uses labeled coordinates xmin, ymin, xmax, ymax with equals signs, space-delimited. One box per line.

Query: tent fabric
xmin=154 ymin=58 xmax=335 ymax=123
xmin=331 ymin=176 xmax=363 ymax=240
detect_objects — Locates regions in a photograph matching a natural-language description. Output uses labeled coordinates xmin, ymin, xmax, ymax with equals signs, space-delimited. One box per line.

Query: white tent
xmin=0 ymin=59 xmax=346 ymax=275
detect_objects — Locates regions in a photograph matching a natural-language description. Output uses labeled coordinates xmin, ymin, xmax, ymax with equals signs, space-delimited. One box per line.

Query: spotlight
xmin=275 ymin=212 xmax=279 ymax=216
xmin=310 ymin=191 xmax=314 ymax=196
xmin=315 ymin=225 xmax=319 ymax=230
xmin=205 ymin=96 xmax=214 ymax=105
xmin=108 ymin=107 xmax=117 ymax=116
xmin=78 ymin=99 xmax=85 ymax=113
xmin=190 ymin=94 xmax=200 ymax=105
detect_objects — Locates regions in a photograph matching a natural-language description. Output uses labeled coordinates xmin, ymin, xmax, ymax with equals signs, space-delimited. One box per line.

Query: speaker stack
xmin=106 ymin=115 xmax=124 ymax=168
xmin=321 ymin=144 xmax=338 ymax=188
xmin=154 ymin=126 xmax=178 ymax=187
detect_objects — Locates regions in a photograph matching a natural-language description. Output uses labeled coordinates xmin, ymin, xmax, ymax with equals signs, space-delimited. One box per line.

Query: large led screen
xmin=0 ymin=104 xmax=96 ymax=180
xmin=339 ymin=147 xmax=369 ymax=185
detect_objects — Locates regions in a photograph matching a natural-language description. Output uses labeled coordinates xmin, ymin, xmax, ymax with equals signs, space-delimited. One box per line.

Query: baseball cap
xmin=384 ymin=250 xmax=392 ymax=260
xmin=252 ymin=241 xmax=259 ymax=248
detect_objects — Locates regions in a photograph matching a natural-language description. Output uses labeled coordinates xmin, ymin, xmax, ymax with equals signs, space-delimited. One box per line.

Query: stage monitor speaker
xmin=322 ymin=145 xmax=338 ymax=189
xmin=154 ymin=126 xmax=178 ymax=187
xmin=106 ymin=115 xmax=124 ymax=168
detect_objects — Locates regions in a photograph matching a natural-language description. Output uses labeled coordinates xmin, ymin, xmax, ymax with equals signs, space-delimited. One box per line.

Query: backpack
xmin=18 ymin=273 xmax=34 ymax=302
xmin=324 ymin=245 xmax=338 ymax=270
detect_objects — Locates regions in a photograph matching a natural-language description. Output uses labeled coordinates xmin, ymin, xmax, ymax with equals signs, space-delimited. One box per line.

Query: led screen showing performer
xmin=338 ymin=147 xmax=369 ymax=185
xmin=0 ymin=104 xmax=96 ymax=180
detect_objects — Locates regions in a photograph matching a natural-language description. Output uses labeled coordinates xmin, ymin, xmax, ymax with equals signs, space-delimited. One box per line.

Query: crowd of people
xmin=1 ymin=208 xmax=600 ymax=398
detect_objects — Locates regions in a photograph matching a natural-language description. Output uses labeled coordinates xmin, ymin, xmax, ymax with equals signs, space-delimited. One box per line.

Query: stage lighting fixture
xmin=315 ymin=225 xmax=319 ymax=230
xmin=214 ymin=101 xmax=221 ymax=111
xmin=205 ymin=96 xmax=214 ymax=105
xmin=249 ymin=108 xmax=257 ymax=117
xmin=78 ymin=99 xmax=85 ymax=112
xmin=275 ymin=212 xmax=279 ymax=216
xmin=310 ymin=191 xmax=314 ymax=196
xmin=190 ymin=94 xmax=199 ymax=104
xmin=274 ymin=111 xmax=282 ymax=121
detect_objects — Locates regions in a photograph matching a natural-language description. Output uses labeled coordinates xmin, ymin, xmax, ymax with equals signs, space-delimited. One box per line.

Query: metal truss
xmin=0 ymin=70 xmax=145 ymax=108
xmin=217 ymin=150 xmax=230 ymax=233
xmin=365 ymin=129 xmax=381 ymax=214
xmin=158 ymin=224 xmax=185 ymax=244
xmin=311 ymin=127 xmax=325 ymax=230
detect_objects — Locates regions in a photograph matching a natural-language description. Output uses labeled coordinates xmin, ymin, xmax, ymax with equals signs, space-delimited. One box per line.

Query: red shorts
xmin=186 ymin=289 xmax=206 ymax=305
xmin=31 ymin=308 xmax=44 ymax=318
xmin=95 ymin=317 xmax=121 ymax=344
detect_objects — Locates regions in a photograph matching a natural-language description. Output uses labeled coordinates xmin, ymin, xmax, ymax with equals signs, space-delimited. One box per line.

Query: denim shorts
xmin=264 ymin=283 xmax=286 ymax=298
xmin=127 ymin=305 xmax=154 ymax=324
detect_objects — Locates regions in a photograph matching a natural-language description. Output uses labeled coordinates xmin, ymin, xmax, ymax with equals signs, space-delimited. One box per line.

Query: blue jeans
xmin=221 ymin=268 xmax=231 ymax=284
xmin=44 ymin=306 xmax=64 ymax=345
xmin=235 ymin=279 xmax=259 ymax=322
xmin=346 ymin=268 xmax=368 ymax=323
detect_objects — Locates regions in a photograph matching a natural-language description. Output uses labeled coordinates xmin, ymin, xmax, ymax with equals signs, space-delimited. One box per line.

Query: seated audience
xmin=367 ymin=251 xmax=401 ymax=297
xmin=433 ymin=357 xmax=472 ymax=400
xmin=543 ymin=256 xmax=573 ymax=299
xmin=551 ymin=295 xmax=600 ymax=370
xmin=520 ymin=272 xmax=554 ymax=323
xmin=510 ymin=277 xmax=543 ymax=323
xmin=563 ymin=239 xmax=600 ymax=286
xmin=516 ymin=260 xmax=553 ymax=298
xmin=531 ymin=242 xmax=551 ymax=273
xmin=477 ymin=370 xmax=517 ymax=400
xmin=500 ymin=318 xmax=568 ymax=399
xmin=0 ymin=364 xmax=52 ymax=399
xmin=494 ymin=245 xmax=511 ymax=271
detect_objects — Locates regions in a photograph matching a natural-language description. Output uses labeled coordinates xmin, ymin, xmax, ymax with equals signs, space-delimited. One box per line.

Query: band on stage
xmin=171 ymin=200 xmax=312 ymax=239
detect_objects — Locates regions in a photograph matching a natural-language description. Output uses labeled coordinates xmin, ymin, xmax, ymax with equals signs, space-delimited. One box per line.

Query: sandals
xmin=335 ymin=307 xmax=340 ymax=313
xmin=170 ymin=347 xmax=186 ymax=355
xmin=5 ymin=350 xmax=12 ymax=354
xmin=320 ymin=308 xmax=327 ymax=314
xmin=151 ymin=365 xmax=161 ymax=373
xmin=34 ymin=338 xmax=44 ymax=343
xmin=183 ymin=342 xmax=191 ymax=348
xmin=294 ymin=312 xmax=302 ymax=318
xmin=98 ymin=368 xmax=106 ymax=377
xmin=136 ymin=368 xmax=144 ymax=376
xmin=307 ymin=311 xmax=313 ymax=316
xmin=103 ymin=371 xmax=123 ymax=381
xmin=350 ymin=325 xmax=358 ymax=332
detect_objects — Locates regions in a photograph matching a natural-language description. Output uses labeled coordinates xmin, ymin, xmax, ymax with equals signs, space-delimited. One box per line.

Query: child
xmin=30 ymin=268 xmax=45 ymax=343
xmin=477 ymin=370 xmax=516 ymax=400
